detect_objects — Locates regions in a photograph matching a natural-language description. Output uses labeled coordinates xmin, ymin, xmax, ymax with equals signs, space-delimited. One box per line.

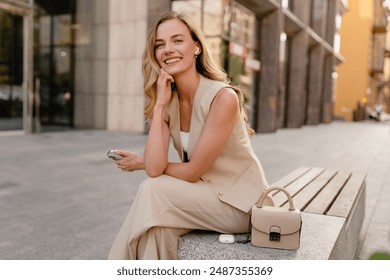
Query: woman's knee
xmin=140 ymin=177 xmax=158 ymax=189
xmin=139 ymin=175 xmax=176 ymax=191
xmin=138 ymin=176 xmax=166 ymax=196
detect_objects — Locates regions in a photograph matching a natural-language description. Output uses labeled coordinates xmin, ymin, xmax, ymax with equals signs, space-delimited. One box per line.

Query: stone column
xmin=285 ymin=30 xmax=308 ymax=128
xmin=284 ymin=0 xmax=310 ymax=128
xmin=74 ymin=0 xmax=109 ymax=129
xmin=310 ymin=0 xmax=328 ymax=38
xmin=326 ymin=0 xmax=337 ymax=45
xmin=306 ymin=45 xmax=325 ymax=125
xmin=105 ymin=0 xmax=148 ymax=132
xmin=291 ymin=0 xmax=311 ymax=25
xmin=321 ymin=0 xmax=337 ymax=123
xmin=305 ymin=0 xmax=327 ymax=125
xmin=322 ymin=55 xmax=335 ymax=123
xmin=23 ymin=4 xmax=34 ymax=133
xmin=256 ymin=9 xmax=283 ymax=133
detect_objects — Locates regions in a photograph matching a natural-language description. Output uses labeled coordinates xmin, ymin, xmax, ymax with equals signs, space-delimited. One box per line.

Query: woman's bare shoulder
xmin=212 ymin=87 xmax=239 ymax=110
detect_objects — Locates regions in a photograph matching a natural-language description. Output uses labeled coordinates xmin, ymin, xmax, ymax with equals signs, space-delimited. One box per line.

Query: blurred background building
xmin=0 ymin=0 xmax=388 ymax=134
xmin=335 ymin=0 xmax=390 ymax=122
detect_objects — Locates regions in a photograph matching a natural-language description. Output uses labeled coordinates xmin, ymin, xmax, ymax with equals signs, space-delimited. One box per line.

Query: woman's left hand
xmin=114 ymin=150 xmax=144 ymax=172
xmin=156 ymin=68 xmax=174 ymax=107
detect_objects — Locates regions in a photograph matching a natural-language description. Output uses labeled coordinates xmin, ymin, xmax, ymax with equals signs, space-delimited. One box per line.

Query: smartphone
xmin=107 ymin=150 xmax=124 ymax=160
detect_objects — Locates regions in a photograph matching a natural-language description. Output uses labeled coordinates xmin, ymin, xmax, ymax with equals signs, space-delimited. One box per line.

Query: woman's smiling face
xmin=154 ymin=19 xmax=199 ymax=76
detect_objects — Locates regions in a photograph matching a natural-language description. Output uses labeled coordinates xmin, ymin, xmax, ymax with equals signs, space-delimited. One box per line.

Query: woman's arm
xmin=143 ymin=69 xmax=173 ymax=177
xmin=164 ymin=88 xmax=240 ymax=182
xmin=144 ymin=107 xmax=171 ymax=177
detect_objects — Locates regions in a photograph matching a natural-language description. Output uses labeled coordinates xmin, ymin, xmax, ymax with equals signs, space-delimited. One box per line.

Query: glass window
xmin=39 ymin=16 xmax=51 ymax=47
xmin=0 ymin=9 xmax=24 ymax=130
xmin=34 ymin=0 xmax=76 ymax=128
xmin=54 ymin=15 xmax=72 ymax=46
xmin=278 ymin=32 xmax=290 ymax=127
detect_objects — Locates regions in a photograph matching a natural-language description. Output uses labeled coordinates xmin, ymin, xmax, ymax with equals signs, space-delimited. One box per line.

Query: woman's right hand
xmin=113 ymin=150 xmax=144 ymax=172
xmin=156 ymin=68 xmax=174 ymax=108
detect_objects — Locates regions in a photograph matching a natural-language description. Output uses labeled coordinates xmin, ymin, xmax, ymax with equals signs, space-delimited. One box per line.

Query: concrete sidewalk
xmin=0 ymin=121 xmax=389 ymax=259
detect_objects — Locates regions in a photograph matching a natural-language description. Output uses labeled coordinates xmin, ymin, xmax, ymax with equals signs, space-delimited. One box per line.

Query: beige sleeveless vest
xmin=165 ymin=75 xmax=271 ymax=213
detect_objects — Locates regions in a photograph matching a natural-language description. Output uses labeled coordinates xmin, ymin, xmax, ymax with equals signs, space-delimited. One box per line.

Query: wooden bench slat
xmin=270 ymin=166 xmax=311 ymax=188
xmin=282 ymin=169 xmax=338 ymax=210
xmin=304 ymin=170 xmax=351 ymax=215
xmin=272 ymin=167 xmax=324 ymax=206
xmin=326 ymin=173 xmax=366 ymax=218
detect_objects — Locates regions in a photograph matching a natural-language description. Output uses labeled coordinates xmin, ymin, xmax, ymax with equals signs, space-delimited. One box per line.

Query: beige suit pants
xmin=107 ymin=175 xmax=249 ymax=260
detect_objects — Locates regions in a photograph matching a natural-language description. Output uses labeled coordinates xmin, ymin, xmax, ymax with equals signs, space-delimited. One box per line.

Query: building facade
xmin=0 ymin=0 xmax=348 ymax=133
xmin=335 ymin=0 xmax=390 ymax=121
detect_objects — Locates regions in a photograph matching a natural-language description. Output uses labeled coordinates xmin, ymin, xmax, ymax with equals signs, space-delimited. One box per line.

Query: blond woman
xmin=108 ymin=11 xmax=272 ymax=260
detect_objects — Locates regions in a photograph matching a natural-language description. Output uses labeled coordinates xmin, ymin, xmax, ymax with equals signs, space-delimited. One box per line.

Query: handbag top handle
xmin=257 ymin=186 xmax=296 ymax=211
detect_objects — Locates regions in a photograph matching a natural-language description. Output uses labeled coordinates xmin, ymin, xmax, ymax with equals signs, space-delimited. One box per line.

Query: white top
xmin=180 ymin=131 xmax=190 ymax=153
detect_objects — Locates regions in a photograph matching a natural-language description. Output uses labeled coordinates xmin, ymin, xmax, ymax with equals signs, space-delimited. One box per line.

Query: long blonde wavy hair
xmin=142 ymin=11 xmax=254 ymax=136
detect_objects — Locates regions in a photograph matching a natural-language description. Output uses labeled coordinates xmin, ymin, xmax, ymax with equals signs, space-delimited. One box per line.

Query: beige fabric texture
xmin=108 ymin=175 xmax=249 ymax=259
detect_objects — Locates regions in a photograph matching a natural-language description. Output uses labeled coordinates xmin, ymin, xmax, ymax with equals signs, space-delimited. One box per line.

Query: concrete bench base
xmin=178 ymin=212 xmax=345 ymax=260
xmin=178 ymin=167 xmax=366 ymax=260
xmin=331 ymin=185 xmax=366 ymax=259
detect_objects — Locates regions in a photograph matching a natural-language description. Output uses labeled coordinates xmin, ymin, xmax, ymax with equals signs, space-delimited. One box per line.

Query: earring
xmin=195 ymin=47 xmax=200 ymax=56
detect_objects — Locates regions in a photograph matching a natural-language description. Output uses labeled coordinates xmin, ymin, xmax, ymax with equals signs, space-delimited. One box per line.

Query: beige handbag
xmin=249 ymin=187 xmax=302 ymax=250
